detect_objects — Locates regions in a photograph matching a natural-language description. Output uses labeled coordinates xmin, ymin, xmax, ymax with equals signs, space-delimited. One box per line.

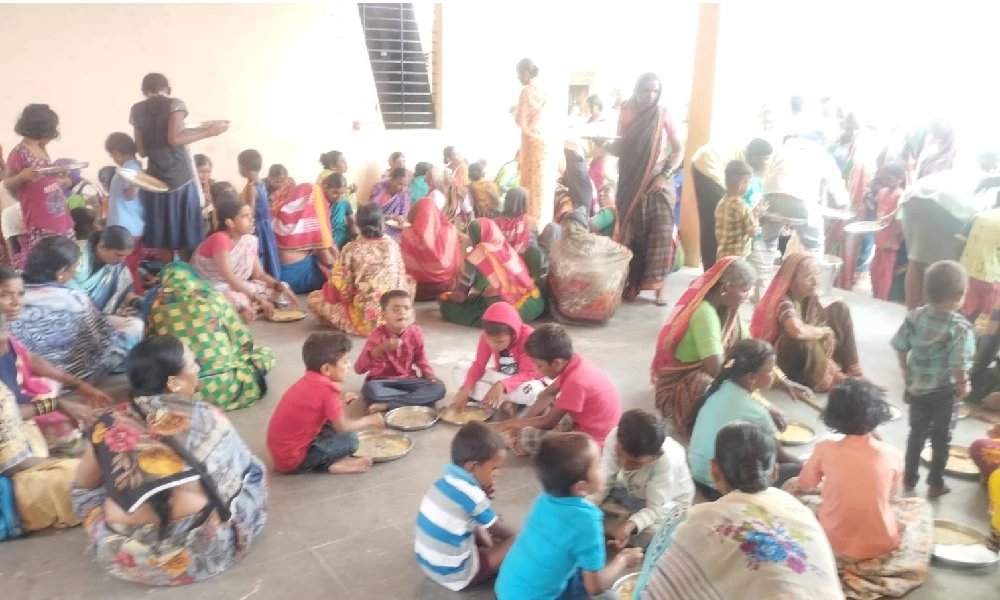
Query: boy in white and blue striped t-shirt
xmin=415 ymin=421 xmax=517 ymax=591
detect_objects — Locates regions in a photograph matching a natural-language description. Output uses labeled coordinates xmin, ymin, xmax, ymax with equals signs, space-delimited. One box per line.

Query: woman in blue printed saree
xmin=70 ymin=226 xmax=140 ymax=315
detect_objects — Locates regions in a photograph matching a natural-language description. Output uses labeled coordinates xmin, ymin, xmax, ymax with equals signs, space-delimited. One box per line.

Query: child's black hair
xmin=14 ymin=104 xmax=59 ymax=140
xmin=482 ymin=320 xmax=515 ymax=338
xmin=104 ymin=132 xmax=137 ymax=156
xmin=356 ymin=202 xmax=384 ymax=239
xmin=379 ymin=289 xmax=410 ymax=310
xmin=389 ymin=151 xmax=404 ymax=164
xmin=210 ymin=181 xmax=237 ymax=201
xmin=194 ymin=154 xmax=212 ymax=169
xmin=98 ymin=166 xmax=117 ymax=192
xmin=320 ymin=150 xmax=343 ymax=170
xmin=468 ymin=162 xmax=484 ymax=182
xmin=745 ymin=138 xmax=773 ymax=159
xmin=587 ymin=94 xmax=603 ymax=112
xmin=688 ymin=339 xmax=774 ymax=431
xmin=324 ymin=173 xmax=346 ymax=189
xmin=443 ymin=146 xmax=456 ymax=163
xmin=617 ymin=409 xmax=666 ymax=458
xmin=413 ymin=162 xmax=432 ymax=178
xmin=524 ymin=324 xmax=574 ymax=363
xmin=535 ymin=432 xmax=593 ymax=497
xmin=302 ymin=332 xmax=352 ymax=373
xmin=715 ymin=421 xmax=776 ymax=493
xmin=924 ymin=260 xmax=967 ymax=304
xmin=879 ymin=162 xmax=906 ymax=183
xmin=389 ymin=167 xmax=408 ymax=181
xmin=724 ymin=160 xmax=753 ymax=186
xmin=214 ymin=195 xmax=245 ymax=231
xmin=822 ymin=378 xmax=892 ymax=436
xmin=70 ymin=206 xmax=98 ymax=239
xmin=0 ymin=265 xmax=20 ymax=285
xmin=95 ymin=225 xmax=135 ymax=252
xmin=267 ymin=164 xmax=287 ymax=179
xmin=451 ymin=421 xmax=507 ymax=467
xmin=238 ymin=149 xmax=263 ymax=172
xmin=140 ymin=73 xmax=170 ymax=96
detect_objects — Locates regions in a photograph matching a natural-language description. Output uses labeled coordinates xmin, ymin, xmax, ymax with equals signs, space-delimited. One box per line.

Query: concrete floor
xmin=2 ymin=269 xmax=999 ymax=599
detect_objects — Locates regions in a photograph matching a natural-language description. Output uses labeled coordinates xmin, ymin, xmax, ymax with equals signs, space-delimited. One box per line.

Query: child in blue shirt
xmin=495 ymin=432 xmax=643 ymax=600
xmin=104 ymin=132 xmax=145 ymax=293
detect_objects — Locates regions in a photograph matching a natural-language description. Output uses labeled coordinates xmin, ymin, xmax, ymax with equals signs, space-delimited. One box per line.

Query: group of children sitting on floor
xmin=257 ymin=253 xmax=981 ymax=598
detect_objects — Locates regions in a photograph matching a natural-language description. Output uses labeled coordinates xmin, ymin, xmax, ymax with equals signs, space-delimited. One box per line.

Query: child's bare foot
xmin=327 ymin=456 xmax=373 ymax=474
xmin=927 ymin=485 xmax=951 ymax=498
xmin=500 ymin=401 xmax=518 ymax=420
xmin=367 ymin=402 xmax=389 ymax=414
xmin=501 ymin=430 xmax=528 ymax=457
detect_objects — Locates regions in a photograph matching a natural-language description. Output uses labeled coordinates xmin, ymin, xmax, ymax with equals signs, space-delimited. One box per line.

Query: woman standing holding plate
xmin=130 ymin=73 xmax=228 ymax=263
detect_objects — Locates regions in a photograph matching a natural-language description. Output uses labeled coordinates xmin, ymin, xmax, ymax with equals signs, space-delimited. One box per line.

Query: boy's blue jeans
xmin=556 ymin=569 xmax=617 ymax=600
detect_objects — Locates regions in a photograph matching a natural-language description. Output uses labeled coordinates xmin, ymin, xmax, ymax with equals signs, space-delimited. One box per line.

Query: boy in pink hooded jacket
xmin=450 ymin=302 xmax=548 ymax=418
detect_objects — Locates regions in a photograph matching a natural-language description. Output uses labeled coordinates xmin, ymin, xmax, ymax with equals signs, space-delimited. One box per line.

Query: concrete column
xmin=679 ymin=3 xmax=721 ymax=267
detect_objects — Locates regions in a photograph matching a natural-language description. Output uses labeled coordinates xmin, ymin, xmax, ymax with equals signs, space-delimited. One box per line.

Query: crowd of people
xmin=0 ymin=62 xmax=998 ymax=600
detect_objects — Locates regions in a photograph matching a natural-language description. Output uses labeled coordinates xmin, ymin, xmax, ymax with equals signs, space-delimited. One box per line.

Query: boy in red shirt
xmin=267 ymin=332 xmax=384 ymax=474
xmin=495 ymin=324 xmax=621 ymax=456
xmin=355 ymin=290 xmax=446 ymax=413
xmin=449 ymin=301 xmax=548 ymax=418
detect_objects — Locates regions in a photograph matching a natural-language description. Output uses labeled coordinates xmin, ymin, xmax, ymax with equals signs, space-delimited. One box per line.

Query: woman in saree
xmin=547 ymin=207 xmax=631 ymax=326
xmin=636 ymin=422 xmax=842 ymax=600
xmin=194 ymin=154 xmax=215 ymax=232
xmin=307 ymin=203 xmax=414 ymax=337
xmin=750 ymin=251 xmax=864 ymax=392
xmin=651 ymin=257 xmax=812 ymax=431
xmin=70 ymin=226 xmax=140 ymax=315
xmin=265 ymin=164 xmax=294 ymax=205
xmin=440 ymin=218 xmax=544 ymax=328
xmin=190 ymin=194 xmax=299 ymax=322
xmin=401 ymin=197 xmax=462 ymax=301
xmin=316 ymin=151 xmax=358 ymax=207
xmin=494 ymin=187 xmax=532 ymax=255
xmin=409 ymin=161 xmax=432 ymax=201
xmin=494 ymin=150 xmax=520 ymax=196
xmin=970 ymin=423 xmax=1000 ymax=552
xmin=147 ymin=263 xmax=274 ymax=411
xmin=11 ymin=236 xmax=142 ymax=382
xmin=322 ymin=173 xmax=358 ymax=249
xmin=915 ymin=118 xmax=958 ymax=179
xmin=968 ymin=296 xmax=1000 ymax=411
xmin=271 ymin=182 xmax=335 ymax=294
xmin=468 ymin=161 xmax=501 ymax=218
xmin=514 ymin=58 xmax=550 ymax=219
xmin=443 ymin=146 xmax=472 ymax=230
xmin=868 ymin=164 xmax=907 ymax=302
xmin=72 ymin=335 xmax=267 ymax=585
xmin=827 ymin=112 xmax=874 ymax=290
xmin=592 ymin=181 xmax=617 ymax=237
xmin=367 ymin=167 xmax=411 ymax=242
xmin=613 ymin=73 xmax=683 ymax=306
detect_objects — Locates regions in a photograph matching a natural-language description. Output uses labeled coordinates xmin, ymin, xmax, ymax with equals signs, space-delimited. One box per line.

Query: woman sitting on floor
xmin=70 ymin=225 xmax=141 ymax=315
xmin=785 ymin=379 xmax=932 ymax=600
xmin=11 ymin=236 xmax=142 ymax=382
xmin=592 ymin=181 xmax=617 ymax=237
xmin=687 ymin=340 xmax=801 ymax=500
xmin=494 ymin=187 xmax=532 ymax=255
xmin=401 ymin=197 xmax=462 ymax=301
xmin=468 ymin=161 xmax=501 ymax=218
xmin=547 ymin=206 xmax=632 ymax=326
xmin=970 ymin=423 xmax=1000 ymax=551
xmin=636 ymin=421 xmax=841 ymax=600
xmin=750 ymin=251 xmax=864 ymax=392
xmin=271 ymin=182 xmax=335 ymax=294
xmin=72 ymin=335 xmax=267 ymax=586
xmin=323 ymin=173 xmax=358 ymax=250
xmin=307 ymin=203 xmax=414 ymax=337
xmin=147 ymin=263 xmax=274 ymax=411
xmin=190 ymin=193 xmax=298 ymax=322
xmin=439 ymin=218 xmax=544 ymax=328
xmin=368 ymin=167 xmax=411 ymax=242
xmin=651 ymin=257 xmax=812 ymax=431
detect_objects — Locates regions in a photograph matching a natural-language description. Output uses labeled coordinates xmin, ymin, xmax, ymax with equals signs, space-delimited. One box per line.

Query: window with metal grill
xmin=357 ymin=3 xmax=438 ymax=130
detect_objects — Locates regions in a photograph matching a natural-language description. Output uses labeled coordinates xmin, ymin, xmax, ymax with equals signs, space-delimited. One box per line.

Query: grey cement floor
xmin=2 ymin=269 xmax=998 ymax=599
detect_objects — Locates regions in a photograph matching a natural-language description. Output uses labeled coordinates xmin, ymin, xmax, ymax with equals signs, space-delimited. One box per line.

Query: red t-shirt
xmin=198 ymin=231 xmax=234 ymax=258
xmin=554 ymin=355 xmax=621 ymax=448
xmin=266 ymin=371 xmax=344 ymax=472
xmin=6 ymin=143 xmax=73 ymax=235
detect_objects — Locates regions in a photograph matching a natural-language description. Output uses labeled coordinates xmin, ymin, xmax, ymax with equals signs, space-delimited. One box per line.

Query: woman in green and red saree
xmin=827 ymin=112 xmax=874 ymax=290
xmin=612 ymin=73 xmax=683 ymax=306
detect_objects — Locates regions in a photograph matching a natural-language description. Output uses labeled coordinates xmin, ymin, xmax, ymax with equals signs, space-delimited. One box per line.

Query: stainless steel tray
xmin=354 ymin=430 xmax=413 ymax=463
xmin=385 ymin=406 xmax=438 ymax=431
xmin=932 ymin=519 xmax=999 ymax=569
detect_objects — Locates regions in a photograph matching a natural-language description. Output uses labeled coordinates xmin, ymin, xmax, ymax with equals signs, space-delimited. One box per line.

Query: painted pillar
xmin=679 ymin=3 xmax=721 ymax=267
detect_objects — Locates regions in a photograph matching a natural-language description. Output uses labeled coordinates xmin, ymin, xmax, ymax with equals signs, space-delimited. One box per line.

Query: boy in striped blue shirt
xmin=415 ymin=421 xmax=517 ymax=590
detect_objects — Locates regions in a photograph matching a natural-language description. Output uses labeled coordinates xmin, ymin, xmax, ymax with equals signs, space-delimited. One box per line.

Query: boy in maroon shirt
xmin=355 ymin=290 xmax=446 ymax=413
xmin=495 ymin=324 xmax=621 ymax=456
xmin=267 ymin=332 xmax=384 ymax=474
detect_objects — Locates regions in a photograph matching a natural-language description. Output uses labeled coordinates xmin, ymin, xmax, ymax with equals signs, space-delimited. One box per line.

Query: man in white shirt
xmin=761 ymin=136 xmax=850 ymax=260
xmin=587 ymin=409 xmax=695 ymax=549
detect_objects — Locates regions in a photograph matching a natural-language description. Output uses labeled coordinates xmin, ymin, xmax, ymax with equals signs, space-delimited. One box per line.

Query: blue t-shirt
xmin=495 ymin=493 xmax=605 ymax=600
xmin=688 ymin=380 xmax=776 ymax=488
xmin=106 ymin=159 xmax=145 ymax=237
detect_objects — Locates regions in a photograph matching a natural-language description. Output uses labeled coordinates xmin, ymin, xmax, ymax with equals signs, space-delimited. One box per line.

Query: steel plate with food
xmin=385 ymin=406 xmax=438 ymax=431
xmin=920 ymin=444 xmax=979 ymax=478
xmin=353 ymin=430 xmax=413 ymax=463
xmin=777 ymin=422 xmax=816 ymax=446
xmin=612 ymin=573 xmax=638 ymax=600
xmin=267 ymin=309 xmax=306 ymax=323
xmin=844 ymin=220 xmax=888 ymax=234
xmin=932 ymin=520 xmax=999 ymax=569
xmin=185 ymin=120 xmax=231 ymax=130
xmin=36 ymin=161 xmax=88 ymax=175
xmin=116 ymin=167 xmax=169 ymax=192
xmin=439 ymin=403 xmax=491 ymax=425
